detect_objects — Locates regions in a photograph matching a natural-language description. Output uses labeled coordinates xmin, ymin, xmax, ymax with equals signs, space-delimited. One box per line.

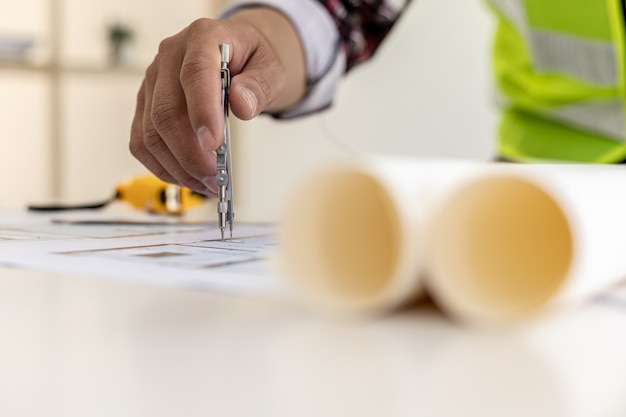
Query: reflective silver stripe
xmin=489 ymin=0 xmax=624 ymax=141
xmin=529 ymin=30 xmax=617 ymax=86
xmin=494 ymin=89 xmax=625 ymax=142
xmin=546 ymin=99 xmax=625 ymax=141
xmin=489 ymin=0 xmax=618 ymax=86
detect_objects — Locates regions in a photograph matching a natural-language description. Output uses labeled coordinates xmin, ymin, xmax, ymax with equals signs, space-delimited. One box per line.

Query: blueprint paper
xmin=0 ymin=209 xmax=285 ymax=297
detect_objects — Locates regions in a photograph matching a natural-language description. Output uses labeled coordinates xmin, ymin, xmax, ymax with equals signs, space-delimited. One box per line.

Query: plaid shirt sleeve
xmin=316 ymin=0 xmax=413 ymax=72
xmin=220 ymin=0 xmax=412 ymax=117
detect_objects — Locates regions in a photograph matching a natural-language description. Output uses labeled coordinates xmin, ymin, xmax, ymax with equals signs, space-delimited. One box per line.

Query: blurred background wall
xmin=0 ymin=0 xmax=495 ymax=221
xmin=0 ymin=0 xmax=213 ymax=206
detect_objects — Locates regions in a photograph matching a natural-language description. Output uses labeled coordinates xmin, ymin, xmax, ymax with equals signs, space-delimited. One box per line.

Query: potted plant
xmin=107 ymin=21 xmax=134 ymax=67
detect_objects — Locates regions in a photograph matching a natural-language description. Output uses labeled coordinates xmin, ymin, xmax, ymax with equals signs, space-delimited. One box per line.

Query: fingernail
xmin=197 ymin=126 xmax=215 ymax=152
xmin=240 ymin=87 xmax=258 ymax=115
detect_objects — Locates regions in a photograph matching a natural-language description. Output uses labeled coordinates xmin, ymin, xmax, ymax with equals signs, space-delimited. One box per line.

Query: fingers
xmin=149 ymin=33 xmax=217 ymax=193
xmin=129 ymin=16 xmax=291 ymax=196
xmin=129 ymin=78 xmax=179 ymax=187
xmin=180 ymin=19 xmax=285 ymax=126
xmin=179 ymin=19 xmax=225 ymax=148
xmin=131 ymin=48 xmax=217 ymax=196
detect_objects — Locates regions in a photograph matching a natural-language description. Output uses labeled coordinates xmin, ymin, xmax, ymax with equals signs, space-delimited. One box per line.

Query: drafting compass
xmin=215 ymin=43 xmax=234 ymax=240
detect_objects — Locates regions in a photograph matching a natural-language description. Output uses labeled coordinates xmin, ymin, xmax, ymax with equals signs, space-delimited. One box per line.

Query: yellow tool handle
xmin=115 ymin=174 xmax=206 ymax=214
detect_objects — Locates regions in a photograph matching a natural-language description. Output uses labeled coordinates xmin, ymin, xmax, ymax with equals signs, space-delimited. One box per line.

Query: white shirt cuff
xmin=220 ymin=0 xmax=346 ymax=118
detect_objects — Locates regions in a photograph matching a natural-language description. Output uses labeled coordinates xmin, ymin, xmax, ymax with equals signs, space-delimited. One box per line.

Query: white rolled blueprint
xmin=279 ymin=157 xmax=626 ymax=325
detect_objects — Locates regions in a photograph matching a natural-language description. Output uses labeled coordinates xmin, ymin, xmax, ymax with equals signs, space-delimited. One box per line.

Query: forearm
xmin=226 ymin=7 xmax=306 ymax=112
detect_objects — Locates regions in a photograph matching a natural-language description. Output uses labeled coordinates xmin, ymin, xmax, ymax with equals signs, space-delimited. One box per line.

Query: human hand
xmin=129 ymin=8 xmax=306 ymax=196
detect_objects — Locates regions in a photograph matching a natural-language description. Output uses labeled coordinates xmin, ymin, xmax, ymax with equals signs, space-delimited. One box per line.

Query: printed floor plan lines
xmin=58 ymin=235 xmax=278 ymax=270
xmin=0 ymin=210 xmax=284 ymax=297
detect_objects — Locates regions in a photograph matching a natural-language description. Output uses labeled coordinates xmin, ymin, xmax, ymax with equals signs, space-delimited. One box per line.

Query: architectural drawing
xmin=0 ymin=210 xmax=283 ymax=296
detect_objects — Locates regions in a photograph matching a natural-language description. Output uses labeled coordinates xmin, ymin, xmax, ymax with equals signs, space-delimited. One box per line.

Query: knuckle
xmin=255 ymin=75 xmax=274 ymax=105
xmin=144 ymin=59 xmax=158 ymax=81
xmin=128 ymin=135 xmax=144 ymax=159
xmin=139 ymin=126 xmax=171 ymax=164
xmin=142 ymin=126 xmax=166 ymax=153
xmin=180 ymin=19 xmax=221 ymax=87
xmin=186 ymin=18 xmax=213 ymax=38
xmin=253 ymin=49 xmax=286 ymax=106
xmin=251 ymin=71 xmax=280 ymax=108
xmin=152 ymin=166 xmax=176 ymax=184
xmin=151 ymin=99 xmax=180 ymax=134
xmin=180 ymin=56 xmax=211 ymax=87
xmin=180 ymin=152 xmax=214 ymax=179
xmin=179 ymin=156 xmax=205 ymax=177
xmin=157 ymin=36 xmax=177 ymax=55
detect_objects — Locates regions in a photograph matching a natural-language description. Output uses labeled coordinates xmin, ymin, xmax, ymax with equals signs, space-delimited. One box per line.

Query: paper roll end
xmin=279 ymin=166 xmax=418 ymax=315
xmin=429 ymin=175 xmax=574 ymax=325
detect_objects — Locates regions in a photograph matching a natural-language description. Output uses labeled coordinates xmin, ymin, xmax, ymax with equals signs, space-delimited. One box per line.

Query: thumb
xmin=229 ymin=60 xmax=286 ymax=120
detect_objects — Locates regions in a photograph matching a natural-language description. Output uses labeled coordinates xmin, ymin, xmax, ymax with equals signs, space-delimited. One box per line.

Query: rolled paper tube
xmin=428 ymin=163 xmax=626 ymax=325
xmin=279 ymin=156 xmax=477 ymax=315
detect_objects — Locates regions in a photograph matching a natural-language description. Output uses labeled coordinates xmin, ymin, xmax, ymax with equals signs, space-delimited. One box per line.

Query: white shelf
xmin=0 ymin=0 xmax=213 ymax=205
xmin=0 ymin=61 xmax=50 ymax=71
xmin=0 ymin=61 xmax=145 ymax=75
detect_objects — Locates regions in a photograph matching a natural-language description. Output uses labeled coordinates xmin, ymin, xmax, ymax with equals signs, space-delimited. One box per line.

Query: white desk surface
xmin=2 ymin=266 xmax=626 ymax=417
xmin=2 ymin=208 xmax=626 ymax=417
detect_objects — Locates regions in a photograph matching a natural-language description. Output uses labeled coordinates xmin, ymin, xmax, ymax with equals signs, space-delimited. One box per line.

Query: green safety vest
xmin=486 ymin=0 xmax=626 ymax=162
